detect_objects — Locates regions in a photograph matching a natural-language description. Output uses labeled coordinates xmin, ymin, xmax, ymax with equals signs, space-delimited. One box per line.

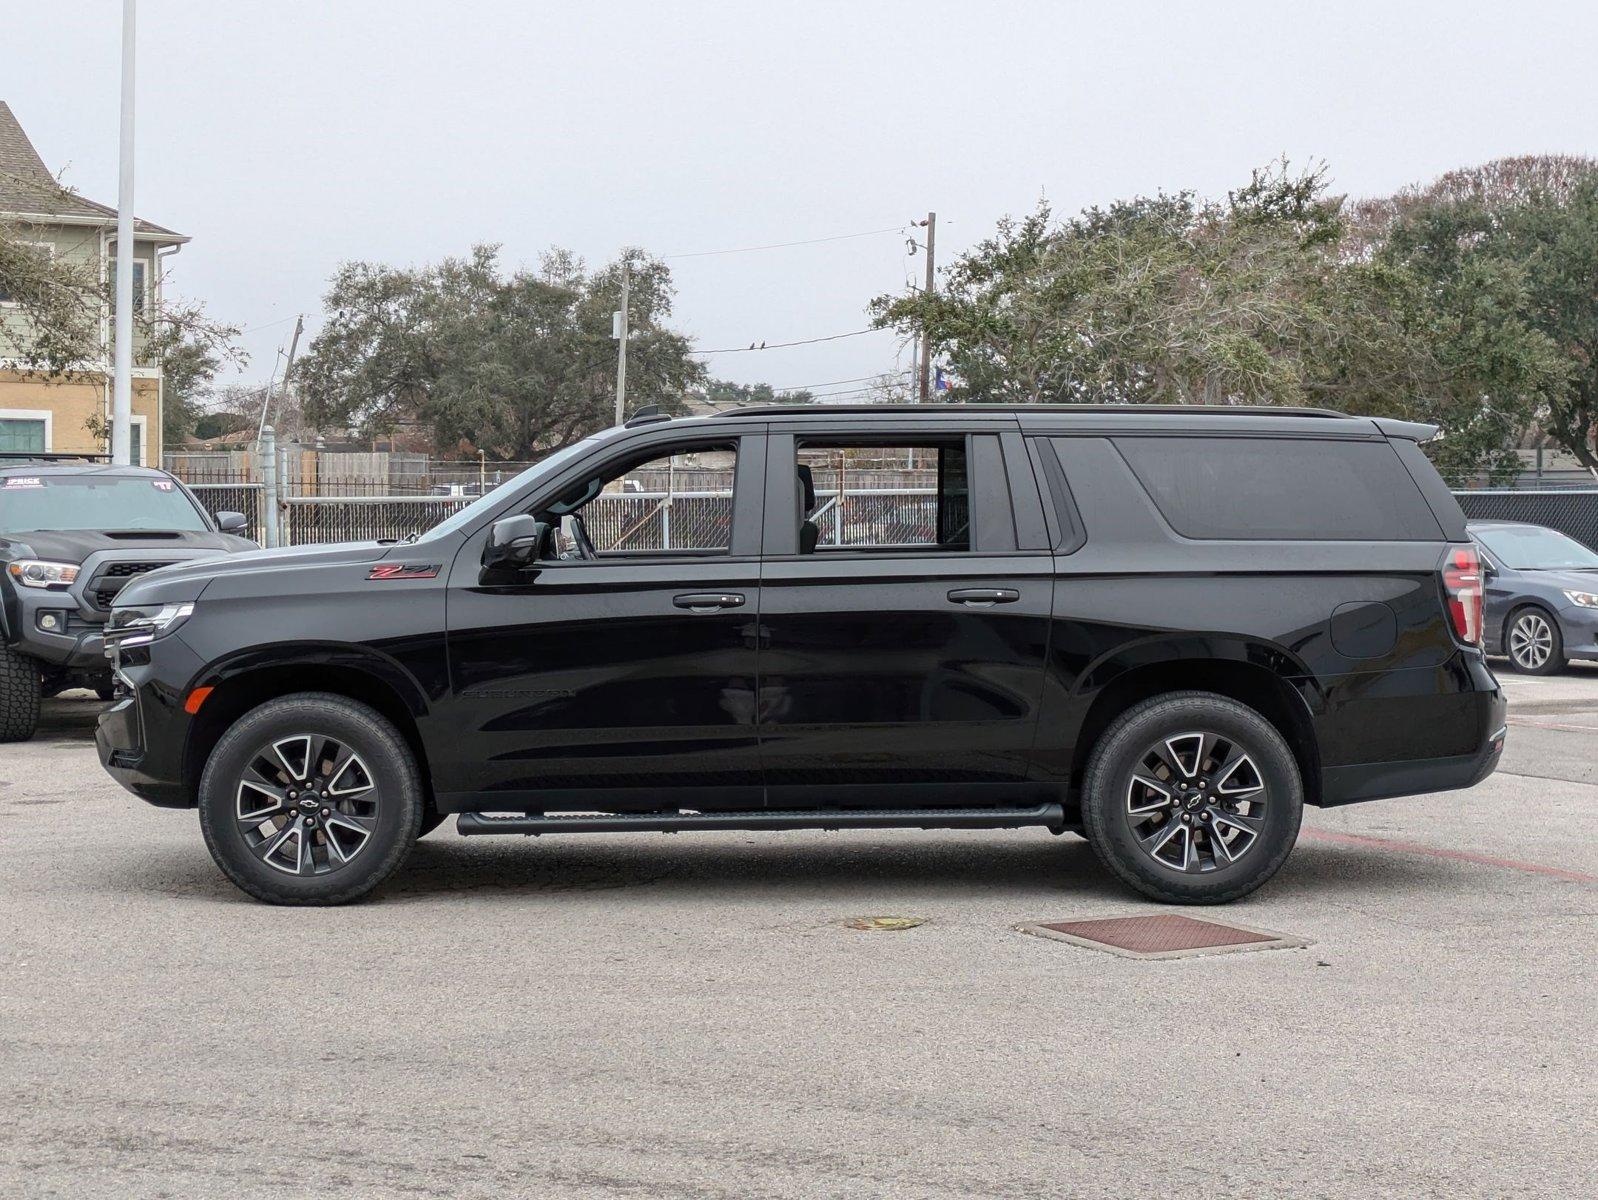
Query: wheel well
xmin=1065 ymin=660 xmax=1321 ymax=814
xmin=1503 ymin=601 xmax=1558 ymax=644
xmin=183 ymin=664 xmax=435 ymax=812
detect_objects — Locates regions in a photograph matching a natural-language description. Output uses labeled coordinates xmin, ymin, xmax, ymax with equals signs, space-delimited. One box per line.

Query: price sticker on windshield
xmin=2 ymin=477 xmax=43 ymax=489
xmin=152 ymin=480 xmax=175 ymax=491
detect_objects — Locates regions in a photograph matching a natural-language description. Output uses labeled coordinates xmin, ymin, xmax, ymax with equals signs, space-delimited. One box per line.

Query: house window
xmin=0 ymin=242 xmax=55 ymax=305
xmin=128 ymin=417 xmax=145 ymax=467
xmin=108 ymin=259 xmax=148 ymax=314
xmin=0 ymin=414 xmax=49 ymax=454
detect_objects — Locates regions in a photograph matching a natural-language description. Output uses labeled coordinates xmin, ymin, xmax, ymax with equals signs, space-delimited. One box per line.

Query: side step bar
xmin=457 ymin=803 xmax=1065 ymax=837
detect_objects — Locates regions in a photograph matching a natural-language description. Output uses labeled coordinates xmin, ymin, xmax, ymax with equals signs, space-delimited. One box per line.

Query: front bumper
xmin=95 ymin=633 xmax=205 ymax=808
xmin=9 ymin=587 xmax=111 ymax=670
xmin=1556 ymin=602 xmax=1598 ymax=661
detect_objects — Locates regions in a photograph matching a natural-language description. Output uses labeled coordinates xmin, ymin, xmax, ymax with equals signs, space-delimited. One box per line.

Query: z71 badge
xmin=366 ymin=563 xmax=440 ymax=580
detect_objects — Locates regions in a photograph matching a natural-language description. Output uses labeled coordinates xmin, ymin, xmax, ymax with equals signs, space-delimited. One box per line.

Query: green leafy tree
xmin=872 ymin=163 xmax=1391 ymax=409
xmin=299 ymin=244 xmax=706 ymax=458
xmin=871 ymin=159 xmax=1582 ymax=476
xmin=1363 ymin=158 xmax=1598 ymax=471
xmin=701 ymin=380 xmax=816 ymax=406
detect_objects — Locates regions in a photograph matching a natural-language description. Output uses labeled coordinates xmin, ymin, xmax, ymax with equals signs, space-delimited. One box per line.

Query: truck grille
xmin=90 ymin=562 xmax=173 ymax=609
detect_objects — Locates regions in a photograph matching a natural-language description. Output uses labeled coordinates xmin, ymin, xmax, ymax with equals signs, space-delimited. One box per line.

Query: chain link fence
xmin=281 ymin=496 xmax=474 ymax=545
xmin=187 ymin=483 xmax=265 ymax=543
xmin=1452 ymin=489 xmax=1598 ymax=551
xmin=173 ymin=446 xmax=1598 ymax=553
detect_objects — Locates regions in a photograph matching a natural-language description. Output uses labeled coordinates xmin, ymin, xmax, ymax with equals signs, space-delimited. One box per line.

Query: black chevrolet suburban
xmin=96 ymin=405 xmax=1505 ymax=906
xmin=1 ymin=457 xmax=254 ymax=741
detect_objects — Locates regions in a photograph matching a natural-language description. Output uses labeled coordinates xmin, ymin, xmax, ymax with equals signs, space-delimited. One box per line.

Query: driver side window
xmin=540 ymin=442 xmax=738 ymax=559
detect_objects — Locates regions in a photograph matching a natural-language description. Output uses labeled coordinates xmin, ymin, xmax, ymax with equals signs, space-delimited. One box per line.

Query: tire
xmin=198 ymin=693 xmax=424 ymax=905
xmin=0 ymin=644 xmax=41 ymax=743
xmin=94 ymin=682 xmax=117 ymax=702
xmin=1080 ymin=691 xmax=1303 ymax=905
xmin=1505 ymin=606 xmax=1566 ymax=675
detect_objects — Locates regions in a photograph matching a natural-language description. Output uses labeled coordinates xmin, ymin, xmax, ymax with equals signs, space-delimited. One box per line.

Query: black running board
xmin=456 ymin=803 xmax=1064 ymax=837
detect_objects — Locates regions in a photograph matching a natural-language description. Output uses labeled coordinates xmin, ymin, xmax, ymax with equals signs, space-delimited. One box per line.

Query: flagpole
xmin=111 ymin=0 xmax=137 ymax=465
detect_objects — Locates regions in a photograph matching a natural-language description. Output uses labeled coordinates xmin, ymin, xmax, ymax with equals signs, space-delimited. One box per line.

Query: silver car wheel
xmin=1509 ymin=612 xmax=1554 ymax=671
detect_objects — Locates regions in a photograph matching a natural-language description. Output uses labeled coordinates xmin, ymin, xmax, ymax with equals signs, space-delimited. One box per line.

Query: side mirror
xmin=482 ymin=514 xmax=550 ymax=571
xmin=215 ymin=511 xmax=249 ymax=535
xmin=1481 ymin=559 xmax=1498 ymax=580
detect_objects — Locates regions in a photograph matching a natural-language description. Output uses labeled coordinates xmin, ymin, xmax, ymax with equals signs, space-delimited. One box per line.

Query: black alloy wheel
xmin=1081 ymin=691 xmax=1303 ymax=904
xmin=198 ymin=693 xmax=423 ymax=905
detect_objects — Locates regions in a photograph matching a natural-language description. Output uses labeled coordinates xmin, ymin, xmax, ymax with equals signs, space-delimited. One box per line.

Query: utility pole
xmin=917 ymin=212 xmax=936 ymax=404
xmin=110 ymin=0 xmax=137 ymax=464
xmin=613 ymin=260 xmax=630 ymax=426
xmin=256 ymin=314 xmax=304 ymax=442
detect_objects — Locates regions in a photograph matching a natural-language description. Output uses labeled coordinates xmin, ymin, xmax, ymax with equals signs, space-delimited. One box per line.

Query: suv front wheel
xmin=1080 ymin=692 xmax=1303 ymax=904
xmin=198 ymin=693 xmax=424 ymax=905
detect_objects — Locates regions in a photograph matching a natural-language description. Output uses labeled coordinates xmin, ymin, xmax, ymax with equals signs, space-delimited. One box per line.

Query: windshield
xmin=422 ymin=433 xmax=618 ymax=539
xmin=0 ymin=474 xmax=210 ymax=533
xmin=1474 ymin=525 xmax=1598 ymax=570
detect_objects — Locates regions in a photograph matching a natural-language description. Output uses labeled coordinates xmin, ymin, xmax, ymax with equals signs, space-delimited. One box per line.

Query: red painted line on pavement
xmin=1301 ymin=828 xmax=1598 ymax=886
xmin=1506 ymin=718 xmax=1598 ymax=733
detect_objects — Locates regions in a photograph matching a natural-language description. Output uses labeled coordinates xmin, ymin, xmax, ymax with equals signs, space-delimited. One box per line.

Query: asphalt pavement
xmin=1 ymin=666 xmax=1594 ymax=1199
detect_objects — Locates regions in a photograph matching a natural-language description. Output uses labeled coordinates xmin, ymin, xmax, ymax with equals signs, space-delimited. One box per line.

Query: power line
xmin=663 ymin=225 xmax=906 ymax=260
xmin=766 ymin=369 xmax=912 ymax=392
xmin=689 ymin=327 xmax=892 ymax=355
xmin=239 ymin=313 xmax=305 ymax=335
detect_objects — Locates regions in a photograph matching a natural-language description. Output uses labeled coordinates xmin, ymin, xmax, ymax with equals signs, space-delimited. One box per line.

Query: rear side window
xmin=1113 ymin=436 xmax=1443 ymax=541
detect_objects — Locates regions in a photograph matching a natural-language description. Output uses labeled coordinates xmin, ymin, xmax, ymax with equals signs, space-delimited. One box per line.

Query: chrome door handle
xmin=673 ymin=592 xmax=745 ymax=612
xmin=947 ymin=588 xmax=1020 ymax=608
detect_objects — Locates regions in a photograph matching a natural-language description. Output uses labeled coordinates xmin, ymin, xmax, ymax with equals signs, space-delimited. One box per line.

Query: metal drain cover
xmin=1018 ymin=914 xmax=1309 ymax=960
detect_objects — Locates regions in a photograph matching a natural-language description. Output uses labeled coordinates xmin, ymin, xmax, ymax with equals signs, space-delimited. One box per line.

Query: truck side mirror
xmin=215 ymin=511 xmax=249 ymax=535
xmin=482 ymin=515 xmax=550 ymax=571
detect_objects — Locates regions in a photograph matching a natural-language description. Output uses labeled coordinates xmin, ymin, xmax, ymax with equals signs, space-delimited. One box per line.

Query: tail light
xmin=1441 ymin=544 xmax=1483 ymax=646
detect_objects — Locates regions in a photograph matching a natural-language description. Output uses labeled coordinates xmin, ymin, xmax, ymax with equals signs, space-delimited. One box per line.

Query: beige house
xmin=0 ymin=100 xmax=187 ymax=464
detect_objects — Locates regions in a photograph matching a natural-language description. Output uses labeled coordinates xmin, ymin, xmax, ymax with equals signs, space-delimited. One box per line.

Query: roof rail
xmin=624 ymin=403 xmax=672 ymax=428
xmin=726 ymin=403 xmax=1354 ymax=419
xmin=0 ymin=451 xmax=112 ymax=463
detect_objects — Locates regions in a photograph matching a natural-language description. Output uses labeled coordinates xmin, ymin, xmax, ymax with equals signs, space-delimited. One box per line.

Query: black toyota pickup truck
xmin=96 ymin=405 xmax=1505 ymax=907
xmin=1 ymin=456 xmax=254 ymax=741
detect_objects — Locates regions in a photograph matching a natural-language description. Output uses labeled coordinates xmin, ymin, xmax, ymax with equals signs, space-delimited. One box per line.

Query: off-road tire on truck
xmin=0 ymin=643 xmax=41 ymax=743
xmin=198 ymin=692 xmax=424 ymax=905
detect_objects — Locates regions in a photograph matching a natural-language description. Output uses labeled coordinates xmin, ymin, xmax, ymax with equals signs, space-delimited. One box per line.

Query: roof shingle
xmin=0 ymin=100 xmax=184 ymax=239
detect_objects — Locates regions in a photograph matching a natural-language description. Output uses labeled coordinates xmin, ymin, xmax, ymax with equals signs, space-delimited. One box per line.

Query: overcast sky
xmin=6 ymin=1 xmax=1596 ymax=399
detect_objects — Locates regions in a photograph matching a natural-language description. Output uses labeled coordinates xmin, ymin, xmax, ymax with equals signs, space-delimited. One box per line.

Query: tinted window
xmin=1114 ymin=436 xmax=1442 ymax=541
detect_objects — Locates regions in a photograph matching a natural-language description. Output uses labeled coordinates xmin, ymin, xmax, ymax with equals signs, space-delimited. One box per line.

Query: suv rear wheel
xmin=198 ymin=693 xmax=424 ymax=905
xmin=0 ymin=644 xmax=41 ymax=742
xmin=1080 ymin=691 xmax=1303 ymax=904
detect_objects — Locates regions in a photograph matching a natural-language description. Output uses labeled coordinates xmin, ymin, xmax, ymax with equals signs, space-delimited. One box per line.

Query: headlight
xmin=6 ymin=560 xmax=79 ymax=589
xmin=1564 ymin=590 xmax=1598 ymax=609
xmin=106 ymin=602 xmax=195 ymax=647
